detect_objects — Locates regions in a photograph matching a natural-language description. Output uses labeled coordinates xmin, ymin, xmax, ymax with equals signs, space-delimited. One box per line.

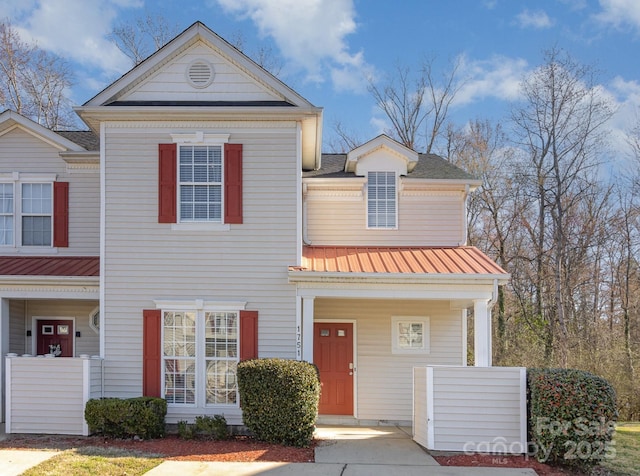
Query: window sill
xmin=170 ymin=223 xmax=231 ymax=232
xmin=0 ymin=246 xmax=59 ymax=254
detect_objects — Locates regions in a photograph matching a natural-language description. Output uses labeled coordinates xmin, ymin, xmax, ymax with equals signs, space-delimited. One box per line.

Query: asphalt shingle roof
xmin=56 ymin=131 xmax=100 ymax=151
xmin=305 ymin=153 xmax=477 ymax=181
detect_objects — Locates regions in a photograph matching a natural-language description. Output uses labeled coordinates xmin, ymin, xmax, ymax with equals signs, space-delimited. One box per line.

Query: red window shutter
xmin=53 ymin=181 xmax=69 ymax=247
xmin=239 ymin=310 xmax=258 ymax=360
xmin=158 ymin=144 xmax=177 ymax=223
xmin=224 ymin=143 xmax=243 ymax=224
xmin=143 ymin=309 xmax=162 ymax=397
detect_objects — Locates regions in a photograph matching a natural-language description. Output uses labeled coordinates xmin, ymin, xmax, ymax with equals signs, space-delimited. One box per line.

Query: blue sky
xmin=2 ymin=0 xmax=639 ymax=157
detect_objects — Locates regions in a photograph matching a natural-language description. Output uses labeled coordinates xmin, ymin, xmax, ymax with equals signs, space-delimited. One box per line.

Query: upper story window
xmin=179 ymin=145 xmax=222 ymax=222
xmin=0 ymin=174 xmax=68 ymax=249
xmin=158 ymin=134 xmax=242 ymax=227
xmin=0 ymin=179 xmax=55 ymax=247
xmin=367 ymin=171 xmax=397 ymax=229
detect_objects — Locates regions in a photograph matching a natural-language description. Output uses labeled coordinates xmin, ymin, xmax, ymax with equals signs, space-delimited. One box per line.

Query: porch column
xmin=1 ymin=298 xmax=8 ymax=422
xmin=302 ymin=297 xmax=315 ymax=362
xmin=473 ymin=299 xmax=492 ymax=367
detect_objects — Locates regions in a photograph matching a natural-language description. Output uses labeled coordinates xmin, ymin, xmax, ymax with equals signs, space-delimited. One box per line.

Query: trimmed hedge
xmin=237 ymin=358 xmax=320 ymax=447
xmin=85 ymin=397 xmax=167 ymax=439
xmin=527 ymin=368 xmax=617 ymax=470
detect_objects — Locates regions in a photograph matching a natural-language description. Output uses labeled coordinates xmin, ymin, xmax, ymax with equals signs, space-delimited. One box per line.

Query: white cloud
xmin=455 ymin=55 xmax=529 ymax=106
xmin=595 ymin=0 xmax=640 ymax=32
xmin=515 ymin=9 xmax=554 ymax=29
xmin=7 ymin=0 xmax=138 ymax=75
xmin=215 ymin=0 xmax=371 ymax=92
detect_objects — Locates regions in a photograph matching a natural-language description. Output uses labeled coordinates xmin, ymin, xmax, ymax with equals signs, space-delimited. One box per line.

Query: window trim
xmin=366 ymin=171 xmax=398 ymax=230
xmin=172 ymin=133 xmax=230 ymax=225
xmin=0 ymin=173 xmax=57 ymax=249
xmin=156 ymin=299 xmax=246 ymax=408
xmin=391 ymin=316 xmax=430 ymax=354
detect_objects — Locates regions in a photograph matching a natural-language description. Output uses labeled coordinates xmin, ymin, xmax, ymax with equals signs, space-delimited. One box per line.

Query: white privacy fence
xmin=5 ymin=355 xmax=103 ymax=436
xmin=413 ymin=366 xmax=527 ymax=453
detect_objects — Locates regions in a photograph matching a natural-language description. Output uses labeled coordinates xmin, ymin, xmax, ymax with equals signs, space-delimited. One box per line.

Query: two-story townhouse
xmin=0 ymin=110 xmax=100 ymax=431
xmin=1 ymin=22 xmax=517 ymax=447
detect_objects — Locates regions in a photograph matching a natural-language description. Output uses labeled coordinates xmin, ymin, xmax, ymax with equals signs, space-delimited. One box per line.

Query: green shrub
xmin=194 ymin=414 xmax=228 ymax=440
xmin=85 ymin=397 xmax=167 ymax=439
xmin=527 ymin=368 xmax=618 ymax=471
xmin=177 ymin=420 xmax=196 ymax=440
xmin=237 ymin=358 xmax=320 ymax=447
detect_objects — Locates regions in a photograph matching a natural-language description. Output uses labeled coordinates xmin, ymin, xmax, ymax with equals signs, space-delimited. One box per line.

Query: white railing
xmin=5 ymin=355 xmax=103 ymax=436
xmin=413 ymin=366 xmax=527 ymax=453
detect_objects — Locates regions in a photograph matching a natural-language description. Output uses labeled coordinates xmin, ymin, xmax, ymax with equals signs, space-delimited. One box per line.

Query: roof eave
xmin=288 ymin=271 xmax=510 ymax=285
xmin=0 ymin=275 xmax=100 ymax=286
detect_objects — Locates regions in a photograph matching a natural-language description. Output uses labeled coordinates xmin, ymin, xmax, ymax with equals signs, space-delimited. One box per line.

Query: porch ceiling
xmin=0 ymin=256 xmax=99 ymax=277
xmin=292 ymin=246 xmax=508 ymax=278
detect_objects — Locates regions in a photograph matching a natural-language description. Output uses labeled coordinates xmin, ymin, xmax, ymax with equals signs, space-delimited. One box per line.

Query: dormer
xmin=344 ymin=135 xmax=418 ymax=177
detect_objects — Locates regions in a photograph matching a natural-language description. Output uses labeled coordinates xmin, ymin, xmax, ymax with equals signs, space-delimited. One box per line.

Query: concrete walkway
xmin=145 ymin=425 xmax=537 ymax=476
xmin=0 ymin=423 xmax=538 ymax=476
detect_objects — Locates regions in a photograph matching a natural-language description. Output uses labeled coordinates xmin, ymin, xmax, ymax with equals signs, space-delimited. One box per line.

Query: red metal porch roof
xmin=0 ymin=256 xmax=99 ymax=277
xmin=294 ymin=246 xmax=507 ymax=276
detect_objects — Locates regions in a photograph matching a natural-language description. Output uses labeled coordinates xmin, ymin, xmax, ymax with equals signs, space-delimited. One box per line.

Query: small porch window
xmin=392 ymin=316 xmax=430 ymax=354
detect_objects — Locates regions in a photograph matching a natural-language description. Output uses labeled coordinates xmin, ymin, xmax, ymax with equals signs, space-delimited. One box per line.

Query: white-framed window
xmin=178 ymin=144 xmax=223 ymax=222
xmin=391 ymin=316 xmax=430 ymax=354
xmin=162 ymin=308 xmax=239 ymax=406
xmin=0 ymin=182 xmax=14 ymax=245
xmin=367 ymin=171 xmax=397 ymax=229
xmin=0 ymin=176 xmax=54 ymax=247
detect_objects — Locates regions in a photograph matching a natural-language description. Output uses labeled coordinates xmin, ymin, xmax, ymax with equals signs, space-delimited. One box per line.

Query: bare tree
xmin=367 ymin=56 xmax=464 ymax=153
xmin=111 ymin=16 xmax=284 ymax=77
xmin=110 ymin=14 xmax=180 ymax=66
xmin=0 ymin=21 xmax=76 ymax=129
xmin=510 ymin=47 xmax=615 ymax=362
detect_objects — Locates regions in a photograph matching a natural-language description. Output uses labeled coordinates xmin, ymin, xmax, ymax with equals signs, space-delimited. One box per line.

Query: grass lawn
xmin=601 ymin=423 xmax=640 ymax=476
xmin=21 ymin=446 xmax=162 ymax=476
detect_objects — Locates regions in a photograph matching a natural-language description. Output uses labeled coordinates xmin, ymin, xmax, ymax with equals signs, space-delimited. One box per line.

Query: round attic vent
xmin=186 ymin=59 xmax=214 ymax=88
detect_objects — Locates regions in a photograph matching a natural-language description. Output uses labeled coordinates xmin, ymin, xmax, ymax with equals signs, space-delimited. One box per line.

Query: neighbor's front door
xmin=36 ymin=319 xmax=74 ymax=357
xmin=314 ymin=322 xmax=354 ymax=415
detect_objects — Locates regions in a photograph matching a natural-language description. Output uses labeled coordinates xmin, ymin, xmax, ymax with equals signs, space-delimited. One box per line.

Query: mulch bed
xmin=0 ymin=434 xmax=315 ymax=463
xmin=434 ymin=453 xmax=587 ymax=475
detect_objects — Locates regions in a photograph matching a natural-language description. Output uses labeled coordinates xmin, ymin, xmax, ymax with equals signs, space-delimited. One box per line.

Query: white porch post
xmin=473 ymin=299 xmax=492 ymax=367
xmin=302 ymin=297 xmax=315 ymax=362
xmin=0 ymin=298 xmax=7 ymax=422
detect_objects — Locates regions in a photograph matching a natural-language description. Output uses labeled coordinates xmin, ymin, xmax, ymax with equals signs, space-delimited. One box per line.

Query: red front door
xmin=37 ymin=319 xmax=74 ymax=357
xmin=314 ymin=322 xmax=354 ymax=415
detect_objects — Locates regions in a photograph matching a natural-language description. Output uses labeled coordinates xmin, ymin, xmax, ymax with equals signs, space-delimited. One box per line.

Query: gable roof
xmin=0 ymin=110 xmax=89 ymax=152
xmin=75 ymin=21 xmax=322 ymax=170
xmin=345 ymin=134 xmax=419 ymax=174
xmin=83 ymin=22 xmax=314 ymax=109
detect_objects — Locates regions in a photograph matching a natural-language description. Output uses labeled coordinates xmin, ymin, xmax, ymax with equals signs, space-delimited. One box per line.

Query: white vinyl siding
xmin=0 ymin=127 xmax=99 ymax=255
xmin=313 ymin=298 xmax=463 ymax=422
xmin=122 ymin=43 xmax=282 ymax=103
xmin=413 ymin=366 xmax=527 ymax=453
xmin=9 ymin=299 xmax=26 ymax=355
xmin=102 ymin=123 xmax=299 ymax=424
xmin=305 ymin=184 xmax=465 ymax=246
xmin=6 ymin=357 xmax=103 ymax=435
